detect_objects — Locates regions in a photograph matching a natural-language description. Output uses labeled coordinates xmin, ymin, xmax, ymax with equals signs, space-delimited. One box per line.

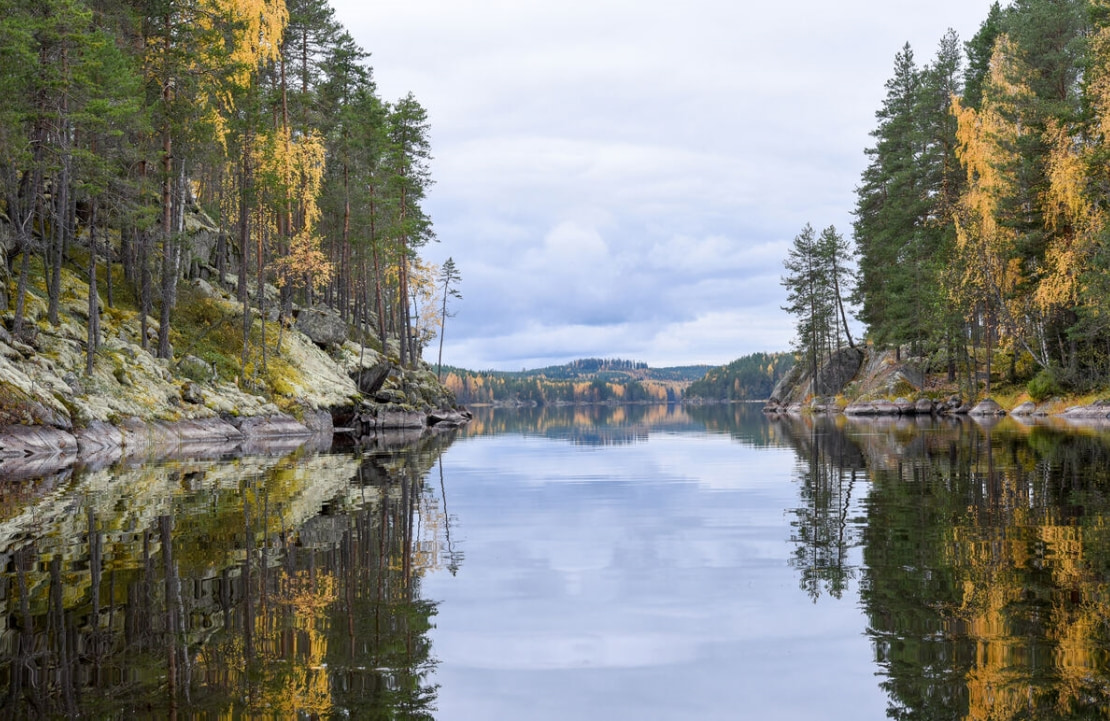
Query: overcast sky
xmin=330 ymin=0 xmax=1001 ymax=371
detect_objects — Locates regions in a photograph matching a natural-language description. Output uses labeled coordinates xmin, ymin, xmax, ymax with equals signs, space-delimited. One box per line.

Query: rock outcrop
xmin=294 ymin=306 xmax=349 ymax=349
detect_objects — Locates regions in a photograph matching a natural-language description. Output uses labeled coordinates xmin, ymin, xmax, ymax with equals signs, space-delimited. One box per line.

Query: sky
xmin=330 ymin=0 xmax=1001 ymax=371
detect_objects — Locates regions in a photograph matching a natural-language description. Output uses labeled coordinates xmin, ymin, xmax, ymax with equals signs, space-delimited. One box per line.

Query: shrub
xmin=1027 ymin=369 xmax=1059 ymax=402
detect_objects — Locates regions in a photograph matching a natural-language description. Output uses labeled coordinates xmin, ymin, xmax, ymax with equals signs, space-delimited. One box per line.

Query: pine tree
xmin=436 ymin=257 xmax=462 ymax=381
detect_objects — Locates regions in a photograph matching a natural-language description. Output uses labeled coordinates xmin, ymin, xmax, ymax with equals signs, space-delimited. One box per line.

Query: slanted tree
xmin=435 ymin=257 xmax=462 ymax=381
xmin=782 ymin=223 xmax=833 ymax=390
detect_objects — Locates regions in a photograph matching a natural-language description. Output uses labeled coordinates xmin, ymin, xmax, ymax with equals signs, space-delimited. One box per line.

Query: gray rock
xmin=376 ymin=410 xmax=427 ymax=430
xmin=814 ymin=347 xmax=864 ymax=397
xmin=1011 ymin=401 xmax=1037 ymax=417
xmin=894 ymin=397 xmax=916 ymax=414
xmin=230 ymin=414 xmax=311 ymax=438
xmin=181 ymin=381 xmax=204 ymax=404
xmin=428 ymin=408 xmax=473 ymax=427
xmin=302 ymin=409 xmax=334 ymax=435
xmin=178 ymin=354 xmax=214 ymax=382
xmin=375 ymin=388 xmax=408 ymax=405
xmin=192 ymin=278 xmax=222 ymax=300
xmin=0 ymin=424 xmax=78 ymax=457
xmin=969 ymin=398 xmax=1006 ymax=416
xmin=1062 ymin=403 xmax=1110 ymax=419
xmin=76 ymin=421 xmax=124 ymax=455
xmin=295 ymin=306 xmax=348 ymax=348
xmin=353 ymin=361 xmax=392 ymax=395
xmin=914 ymin=398 xmax=935 ymax=415
xmin=63 ymin=372 xmax=84 ymax=395
xmin=872 ymin=399 xmax=899 ymax=415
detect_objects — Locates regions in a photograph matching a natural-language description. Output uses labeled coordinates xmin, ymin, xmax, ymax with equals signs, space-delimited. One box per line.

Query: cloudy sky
xmin=330 ymin=0 xmax=1000 ymax=370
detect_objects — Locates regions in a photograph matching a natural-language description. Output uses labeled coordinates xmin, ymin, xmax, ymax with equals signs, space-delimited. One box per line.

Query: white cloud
xmin=333 ymin=0 xmax=1000 ymax=369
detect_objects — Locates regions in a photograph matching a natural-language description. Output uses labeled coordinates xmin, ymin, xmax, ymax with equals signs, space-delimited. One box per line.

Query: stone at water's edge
xmin=229 ymin=415 xmax=312 ymax=439
xmin=1062 ymin=402 xmax=1110 ymax=419
xmin=0 ymin=425 xmax=78 ymax=457
xmin=428 ymin=408 xmax=474 ymax=427
xmin=767 ymin=346 xmax=864 ymax=407
xmin=969 ymin=398 xmax=1006 ymax=417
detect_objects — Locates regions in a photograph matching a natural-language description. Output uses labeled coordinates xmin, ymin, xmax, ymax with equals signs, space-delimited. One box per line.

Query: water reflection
xmin=763 ymin=411 xmax=1110 ymax=719
xmin=6 ymin=404 xmax=1110 ymax=719
xmin=461 ymin=402 xmax=781 ymax=446
xmin=0 ymin=433 xmax=458 ymax=719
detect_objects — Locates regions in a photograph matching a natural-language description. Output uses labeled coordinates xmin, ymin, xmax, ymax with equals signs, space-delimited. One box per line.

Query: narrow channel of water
xmin=2 ymin=405 xmax=1110 ymax=719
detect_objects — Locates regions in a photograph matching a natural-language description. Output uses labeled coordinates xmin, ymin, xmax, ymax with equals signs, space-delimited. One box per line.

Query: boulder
xmin=914 ymin=398 xmax=935 ymax=415
xmin=428 ymin=408 xmax=473 ymax=427
xmin=375 ymin=388 xmax=408 ymax=405
xmin=1062 ymin=402 xmax=1110 ymax=419
xmin=872 ymin=399 xmax=899 ymax=415
xmin=376 ymin=409 xmax=427 ymax=430
xmin=969 ymin=398 xmax=1006 ymax=417
xmin=814 ymin=347 xmax=865 ymax=397
xmin=1011 ymin=401 xmax=1037 ymax=417
xmin=894 ymin=397 xmax=916 ymax=414
xmin=295 ymin=306 xmax=348 ymax=348
xmin=353 ymin=361 xmax=392 ymax=396
xmin=178 ymin=354 xmax=214 ymax=382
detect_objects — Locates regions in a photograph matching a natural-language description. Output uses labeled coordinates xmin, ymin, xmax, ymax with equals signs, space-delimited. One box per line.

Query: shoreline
xmin=0 ymin=405 xmax=472 ymax=481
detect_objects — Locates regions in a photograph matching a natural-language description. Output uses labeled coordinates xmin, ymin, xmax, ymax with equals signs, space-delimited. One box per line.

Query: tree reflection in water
xmin=0 ymin=431 xmax=458 ymax=720
xmin=765 ymin=410 xmax=1110 ymax=720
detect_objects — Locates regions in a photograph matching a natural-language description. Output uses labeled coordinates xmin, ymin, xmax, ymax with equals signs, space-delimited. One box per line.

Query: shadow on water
xmin=0 ymin=430 xmax=462 ymax=720
xmin=758 ymin=410 xmax=1110 ymax=720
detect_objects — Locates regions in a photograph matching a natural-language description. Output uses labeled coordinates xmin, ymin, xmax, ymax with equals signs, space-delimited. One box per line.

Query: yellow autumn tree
xmin=951 ymin=36 xmax=1035 ymax=390
xmin=1036 ymin=117 xmax=1102 ymax=320
xmin=270 ymin=129 xmax=333 ymax=293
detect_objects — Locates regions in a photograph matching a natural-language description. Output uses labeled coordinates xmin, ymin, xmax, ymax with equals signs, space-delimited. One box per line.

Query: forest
xmin=440 ymin=358 xmax=706 ymax=405
xmin=783 ymin=0 xmax=1110 ymax=401
xmin=684 ymin=352 xmax=795 ymax=401
xmin=0 ymin=0 xmax=444 ymax=381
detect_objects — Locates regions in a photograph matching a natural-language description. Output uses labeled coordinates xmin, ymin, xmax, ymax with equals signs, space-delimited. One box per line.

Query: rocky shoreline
xmin=0 ymin=404 xmax=473 ymax=480
xmin=0 ymin=270 xmax=472 ymax=478
xmin=762 ymin=347 xmax=1110 ymax=422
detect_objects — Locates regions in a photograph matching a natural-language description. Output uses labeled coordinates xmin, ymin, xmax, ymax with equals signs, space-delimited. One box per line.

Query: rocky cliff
xmin=0 ymin=254 xmax=466 ymax=465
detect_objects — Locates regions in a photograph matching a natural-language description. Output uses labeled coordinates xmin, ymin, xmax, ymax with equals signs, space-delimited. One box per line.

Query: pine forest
xmin=784 ymin=0 xmax=1110 ymax=401
xmin=0 ymin=0 xmax=441 ymax=382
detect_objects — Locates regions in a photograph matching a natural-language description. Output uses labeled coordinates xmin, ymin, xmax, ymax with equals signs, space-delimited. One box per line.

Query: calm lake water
xmin=2 ymin=404 xmax=1110 ymax=719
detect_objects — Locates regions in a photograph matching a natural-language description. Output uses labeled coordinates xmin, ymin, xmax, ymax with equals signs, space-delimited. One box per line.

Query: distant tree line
xmin=440 ymin=359 xmax=703 ymax=405
xmin=0 ymin=0 xmax=445 ymax=377
xmin=785 ymin=0 xmax=1110 ymax=399
xmin=685 ymin=352 xmax=796 ymax=401
xmin=442 ymin=371 xmax=677 ymax=405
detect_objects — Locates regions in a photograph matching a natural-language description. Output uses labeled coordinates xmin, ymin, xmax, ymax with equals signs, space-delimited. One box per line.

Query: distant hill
xmin=685 ymin=352 xmax=796 ymax=401
xmin=441 ymin=358 xmax=712 ymax=405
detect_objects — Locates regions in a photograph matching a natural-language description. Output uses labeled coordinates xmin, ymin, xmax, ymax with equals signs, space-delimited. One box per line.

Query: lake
xmin=2 ymin=404 xmax=1110 ymax=719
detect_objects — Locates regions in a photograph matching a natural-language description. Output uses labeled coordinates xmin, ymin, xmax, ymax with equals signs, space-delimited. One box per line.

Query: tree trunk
xmin=86 ymin=202 xmax=100 ymax=375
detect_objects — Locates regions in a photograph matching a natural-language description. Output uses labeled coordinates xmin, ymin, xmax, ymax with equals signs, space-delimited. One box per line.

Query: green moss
xmin=0 ymin=381 xmax=36 ymax=424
